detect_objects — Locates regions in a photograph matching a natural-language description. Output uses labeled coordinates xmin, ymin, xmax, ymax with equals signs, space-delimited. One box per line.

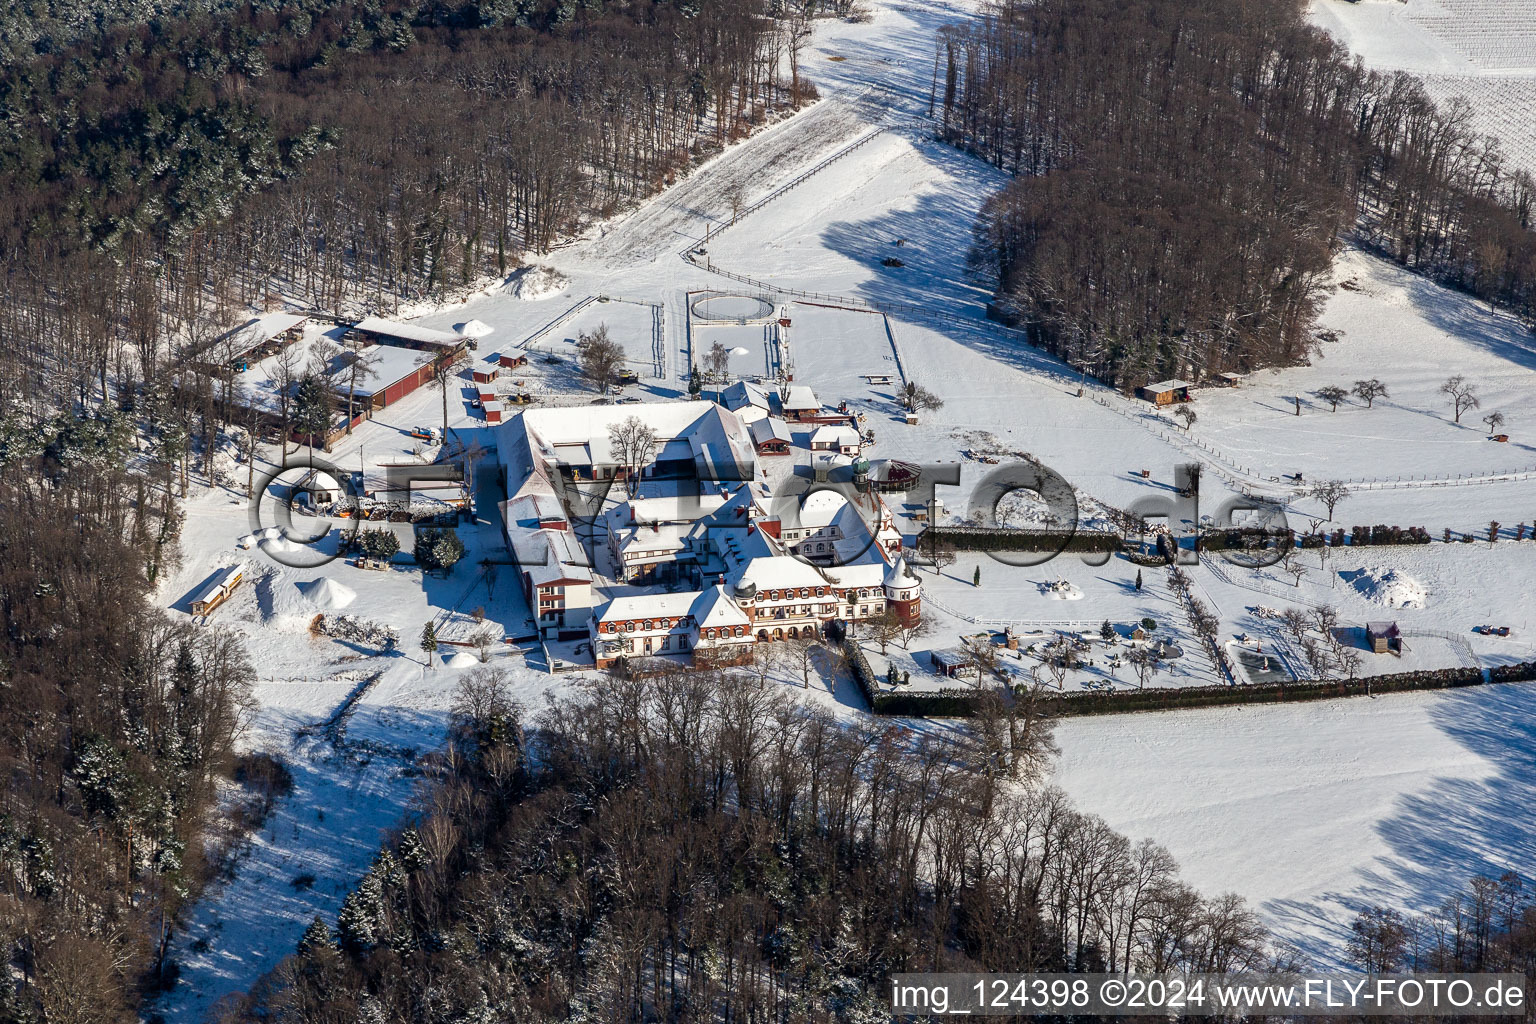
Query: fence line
xmin=683 ymin=126 xmax=889 ymax=253
xmin=515 ymin=295 xmax=596 ymax=352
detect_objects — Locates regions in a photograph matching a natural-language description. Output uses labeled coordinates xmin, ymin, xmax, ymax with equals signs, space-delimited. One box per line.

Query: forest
xmin=945 ymin=0 xmax=1536 ymax=386
xmin=0 ymin=0 xmax=798 ymax=432
xmin=231 ymin=668 xmax=1274 ymax=1022
xmin=0 ymin=460 xmax=255 ymax=1021
xmin=0 ymin=0 xmax=802 ymax=1018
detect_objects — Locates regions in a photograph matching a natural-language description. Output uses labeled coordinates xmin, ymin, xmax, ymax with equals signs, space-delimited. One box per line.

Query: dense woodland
xmin=232 ymin=668 xmax=1274 ymax=1022
xmin=0 ymin=0 xmax=798 ymax=1019
xmin=947 ymin=0 xmax=1536 ymax=386
xmin=0 ymin=0 xmax=798 ymax=436
xmin=0 ymin=461 xmax=255 ymax=1022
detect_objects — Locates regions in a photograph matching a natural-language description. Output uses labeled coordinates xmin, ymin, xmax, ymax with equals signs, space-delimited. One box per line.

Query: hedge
xmin=864 ymin=661 xmax=1536 ymax=720
xmin=842 ymin=639 xmax=878 ymax=708
xmin=873 ymin=690 xmax=980 ymax=717
xmin=920 ymin=527 xmax=1123 ymax=553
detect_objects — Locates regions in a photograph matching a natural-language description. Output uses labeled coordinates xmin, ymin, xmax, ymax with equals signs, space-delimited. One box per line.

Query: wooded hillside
xmin=945 ymin=0 xmax=1536 ymax=386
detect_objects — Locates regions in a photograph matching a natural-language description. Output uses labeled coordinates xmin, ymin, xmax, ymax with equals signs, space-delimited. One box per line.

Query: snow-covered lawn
xmin=1053 ymin=680 xmax=1536 ymax=960
xmin=1189 ymin=249 xmax=1536 ymax=512
xmin=1309 ymin=0 xmax=1536 ymax=174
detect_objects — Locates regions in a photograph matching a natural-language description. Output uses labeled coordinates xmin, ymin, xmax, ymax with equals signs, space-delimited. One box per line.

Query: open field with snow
xmin=1309 ymin=0 xmax=1536 ymax=173
xmin=1055 ymin=680 xmax=1536 ymax=959
xmin=1188 ymin=248 xmax=1536 ymax=526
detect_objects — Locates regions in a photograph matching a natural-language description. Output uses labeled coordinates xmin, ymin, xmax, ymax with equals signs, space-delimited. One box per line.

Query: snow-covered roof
xmin=506 ymin=401 xmax=756 ymax=484
xmin=351 ymin=316 xmax=464 ymax=348
xmin=518 ymin=530 xmax=592 ymax=586
xmin=811 ymin=424 xmax=859 ymax=446
xmin=352 ymin=343 xmax=432 ymax=396
xmin=884 ymin=555 xmax=919 ymax=589
xmin=593 ymin=590 xmax=701 ymax=624
xmin=735 ymin=555 xmax=827 ymax=592
xmin=212 ymin=312 xmax=309 ymax=361
xmin=750 ymin=417 xmax=791 ymax=446
xmin=782 ymin=385 xmax=818 ymax=411
xmin=191 ymin=564 xmax=244 ymax=605
xmin=507 ymin=492 xmax=566 ymax=526
xmin=614 ymin=521 xmax=692 ymax=558
xmin=721 ymin=380 xmax=775 ymax=413
xmin=692 ymin=585 xmax=751 ymax=630
xmin=1142 ymin=379 xmax=1193 ymax=392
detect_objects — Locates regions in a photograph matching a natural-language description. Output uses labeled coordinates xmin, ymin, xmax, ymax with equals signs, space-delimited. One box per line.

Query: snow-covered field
xmin=1190 ymin=247 xmax=1536 ymax=528
xmin=1054 ymin=680 xmax=1536 ymax=959
xmin=151 ymin=0 xmax=1536 ymax=1014
xmin=1309 ymin=0 xmax=1536 ymax=174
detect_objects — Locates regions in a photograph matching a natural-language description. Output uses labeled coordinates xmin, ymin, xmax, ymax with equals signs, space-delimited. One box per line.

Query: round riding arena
xmin=689 ymin=291 xmax=777 ymax=324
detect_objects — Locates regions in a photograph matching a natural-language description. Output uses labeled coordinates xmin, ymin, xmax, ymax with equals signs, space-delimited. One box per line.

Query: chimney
xmin=628 ymin=506 xmax=635 ymax=523
xmin=717 ymin=574 xmax=726 ymax=587
xmin=736 ymin=506 xmax=747 ymax=518
xmin=747 ymin=522 xmax=756 ymax=535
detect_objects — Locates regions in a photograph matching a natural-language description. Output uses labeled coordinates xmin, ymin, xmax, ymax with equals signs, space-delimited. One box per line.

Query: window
xmin=734 ymin=626 xmax=745 ymax=637
xmin=644 ymin=620 xmax=652 ymax=630
xmin=799 ymin=588 xmax=809 ymax=598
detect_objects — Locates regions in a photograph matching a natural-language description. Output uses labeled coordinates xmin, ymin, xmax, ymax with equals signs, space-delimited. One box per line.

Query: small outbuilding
xmin=749 ymin=416 xmax=791 ymax=455
xmin=810 ymin=424 xmax=861 ymax=455
xmin=930 ymin=648 xmax=978 ymax=678
xmin=1365 ymin=621 xmax=1402 ymax=654
xmin=190 ymin=564 xmax=247 ymax=616
xmin=1138 ymin=380 xmax=1194 ymax=406
xmin=781 ymin=385 xmax=820 ymax=422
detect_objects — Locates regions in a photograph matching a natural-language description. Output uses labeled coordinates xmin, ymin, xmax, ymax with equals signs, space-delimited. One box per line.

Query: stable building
xmin=1138 ymin=380 xmax=1194 ymax=406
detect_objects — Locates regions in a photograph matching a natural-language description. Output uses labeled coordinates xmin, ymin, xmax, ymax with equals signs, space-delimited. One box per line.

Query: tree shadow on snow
xmin=1261 ymin=682 xmax=1536 ymax=965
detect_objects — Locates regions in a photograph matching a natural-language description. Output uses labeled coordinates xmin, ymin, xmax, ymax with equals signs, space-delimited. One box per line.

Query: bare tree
xmin=269 ymin=342 xmax=302 ymax=457
xmin=1306 ymin=480 xmax=1351 ymax=522
xmin=1173 ymin=403 xmax=1197 ymax=430
xmin=427 ymin=348 xmax=466 ymax=441
xmin=1127 ymin=646 xmax=1161 ymax=689
xmin=1315 ymin=385 xmax=1348 ymax=412
xmin=963 ymin=635 xmax=1003 ymax=686
xmin=903 ymin=381 xmax=944 ymax=413
xmin=1352 ymin=379 xmax=1388 ymax=408
xmin=1279 ymin=607 xmax=1310 ymax=646
xmin=1482 ymin=410 xmax=1505 ymax=435
xmin=704 ymin=341 xmax=731 ymax=380
xmin=926 ymin=540 xmax=957 ymax=576
xmin=578 ymin=323 xmax=624 ymax=394
xmin=1441 ymin=375 xmax=1480 ymax=424
xmin=1346 ymin=907 xmax=1409 ymax=973
xmin=471 ymin=625 xmax=498 ymax=663
xmin=607 ymin=415 xmax=658 ymax=495
xmin=864 ymin=609 xmax=904 ymax=657
xmin=1280 ymin=546 xmax=1307 ymax=587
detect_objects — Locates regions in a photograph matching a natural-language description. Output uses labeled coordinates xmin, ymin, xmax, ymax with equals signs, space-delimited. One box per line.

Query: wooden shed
xmin=472 ymin=365 xmax=499 ymax=385
xmin=1138 ymin=380 xmax=1194 ymax=406
xmin=1365 ymin=621 xmax=1401 ymax=654
xmin=191 ymin=564 xmax=246 ymax=616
